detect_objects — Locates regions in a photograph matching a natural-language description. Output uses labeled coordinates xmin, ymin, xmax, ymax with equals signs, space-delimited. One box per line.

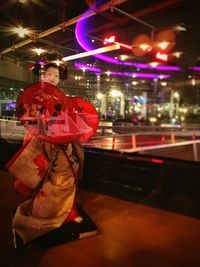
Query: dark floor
xmin=1 ymin=170 xmax=200 ymax=267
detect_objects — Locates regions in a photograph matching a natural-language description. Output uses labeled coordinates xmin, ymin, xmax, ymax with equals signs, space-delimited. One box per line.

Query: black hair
xmin=32 ymin=62 xmax=67 ymax=79
xmin=44 ymin=63 xmax=59 ymax=72
xmin=44 ymin=63 xmax=68 ymax=79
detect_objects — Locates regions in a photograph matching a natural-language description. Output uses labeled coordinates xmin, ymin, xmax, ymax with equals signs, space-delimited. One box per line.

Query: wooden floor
xmin=1 ymin=170 xmax=200 ymax=267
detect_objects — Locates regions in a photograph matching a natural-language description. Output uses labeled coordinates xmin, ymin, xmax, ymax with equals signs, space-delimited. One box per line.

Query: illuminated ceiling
xmin=0 ymin=0 xmax=200 ymax=77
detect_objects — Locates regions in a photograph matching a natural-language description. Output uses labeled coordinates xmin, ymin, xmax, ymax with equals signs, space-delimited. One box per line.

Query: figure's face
xmin=44 ymin=66 xmax=59 ymax=86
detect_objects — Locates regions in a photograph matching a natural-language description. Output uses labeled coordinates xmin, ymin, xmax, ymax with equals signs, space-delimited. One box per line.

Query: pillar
xmin=120 ymin=93 xmax=125 ymax=117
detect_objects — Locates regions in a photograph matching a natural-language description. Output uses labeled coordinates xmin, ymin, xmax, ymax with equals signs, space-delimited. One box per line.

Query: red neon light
xmin=104 ymin=36 xmax=116 ymax=45
xmin=151 ymin=158 xmax=164 ymax=164
xmin=103 ymin=36 xmax=132 ymax=50
xmin=155 ymin=52 xmax=168 ymax=62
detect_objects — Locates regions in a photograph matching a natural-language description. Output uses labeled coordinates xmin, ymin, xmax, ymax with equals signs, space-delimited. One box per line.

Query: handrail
xmin=120 ymin=139 xmax=200 ymax=153
xmin=1 ymin=118 xmax=200 ymax=137
xmin=120 ymin=139 xmax=200 ymax=161
xmin=1 ymin=117 xmax=200 ymax=132
xmin=1 ymin=118 xmax=200 ymax=160
xmin=0 ymin=116 xmax=18 ymax=121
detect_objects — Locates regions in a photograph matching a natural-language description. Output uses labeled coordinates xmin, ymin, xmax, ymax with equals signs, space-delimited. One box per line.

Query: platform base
xmin=13 ymin=204 xmax=98 ymax=250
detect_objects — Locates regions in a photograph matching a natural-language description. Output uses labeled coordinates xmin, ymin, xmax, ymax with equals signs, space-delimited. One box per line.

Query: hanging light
xmin=191 ymin=78 xmax=196 ymax=86
xmin=149 ymin=61 xmax=159 ymax=67
xmin=14 ymin=26 xmax=29 ymax=37
xmin=172 ymin=52 xmax=183 ymax=58
xmin=139 ymin=43 xmax=152 ymax=51
xmin=97 ymin=92 xmax=103 ymax=99
xmin=53 ymin=60 xmax=63 ymax=66
xmin=173 ymin=24 xmax=187 ymax=32
xmin=33 ymin=48 xmax=45 ymax=55
xmin=156 ymin=41 xmax=170 ymax=50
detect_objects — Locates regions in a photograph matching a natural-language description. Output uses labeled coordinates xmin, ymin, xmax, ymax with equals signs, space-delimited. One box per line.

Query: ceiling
xmin=0 ymin=0 xmax=200 ymax=79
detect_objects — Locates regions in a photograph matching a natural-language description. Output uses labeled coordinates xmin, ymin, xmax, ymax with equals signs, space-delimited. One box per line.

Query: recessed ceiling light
xmin=14 ymin=26 xmax=29 ymax=37
xmin=172 ymin=52 xmax=183 ymax=58
xmin=173 ymin=24 xmax=187 ymax=32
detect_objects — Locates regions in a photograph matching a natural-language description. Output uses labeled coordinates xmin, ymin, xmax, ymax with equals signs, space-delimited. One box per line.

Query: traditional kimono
xmin=10 ymin=138 xmax=84 ymax=245
xmin=6 ymin=82 xmax=98 ymax=246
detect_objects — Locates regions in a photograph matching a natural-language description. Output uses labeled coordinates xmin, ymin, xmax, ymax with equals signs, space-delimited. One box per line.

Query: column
xmin=101 ymin=94 xmax=107 ymax=119
xmin=169 ymin=89 xmax=174 ymax=118
xmin=141 ymin=92 xmax=147 ymax=119
xmin=120 ymin=93 xmax=125 ymax=117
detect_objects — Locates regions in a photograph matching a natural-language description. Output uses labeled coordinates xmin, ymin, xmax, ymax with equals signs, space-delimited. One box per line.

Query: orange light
xmin=157 ymin=41 xmax=169 ymax=50
xmin=155 ymin=52 xmax=168 ymax=62
xmin=149 ymin=61 xmax=159 ymax=67
xmin=139 ymin=43 xmax=152 ymax=51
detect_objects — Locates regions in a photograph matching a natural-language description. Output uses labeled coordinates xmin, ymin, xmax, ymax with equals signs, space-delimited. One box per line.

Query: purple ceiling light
xmin=189 ymin=66 xmax=200 ymax=71
xmin=74 ymin=62 xmax=170 ymax=79
xmin=153 ymin=65 xmax=181 ymax=71
xmin=75 ymin=62 xmax=101 ymax=72
xmin=75 ymin=9 xmax=121 ymax=65
xmin=110 ymin=71 xmax=170 ymax=79
xmin=123 ymin=62 xmax=181 ymax=71
xmin=75 ymin=2 xmax=181 ymax=72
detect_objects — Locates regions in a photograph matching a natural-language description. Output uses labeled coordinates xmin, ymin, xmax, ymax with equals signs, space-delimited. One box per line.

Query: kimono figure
xmin=7 ymin=63 xmax=97 ymax=247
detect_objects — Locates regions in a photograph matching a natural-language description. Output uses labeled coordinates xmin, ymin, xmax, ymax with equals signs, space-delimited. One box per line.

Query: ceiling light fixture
xmin=189 ymin=66 xmax=200 ymax=71
xmin=173 ymin=24 xmax=187 ymax=32
xmin=107 ymin=71 xmax=170 ymax=79
xmin=75 ymin=6 xmax=180 ymax=72
xmin=33 ymin=48 xmax=45 ymax=55
xmin=139 ymin=43 xmax=152 ymax=51
xmin=62 ymin=43 xmax=120 ymax=61
xmin=172 ymin=52 xmax=183 ymax=58
xmin=156 ymin=41 xmax=170 ymax=50
xmin=149 ymin=62 xmax=159 ymax=67
xmin=74 ymin=62 xmax=101 ymax=72
xmin=14 ymin=26 xmax=29 ymax=37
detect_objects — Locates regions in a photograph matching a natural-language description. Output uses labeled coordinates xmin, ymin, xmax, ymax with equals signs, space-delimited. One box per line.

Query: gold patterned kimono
xmin=12 ymin=138 xmax=84 ymax=245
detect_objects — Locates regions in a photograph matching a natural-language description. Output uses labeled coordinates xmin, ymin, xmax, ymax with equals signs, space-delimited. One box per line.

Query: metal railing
xmin=1 ymin=117 xmax=200 ymax=161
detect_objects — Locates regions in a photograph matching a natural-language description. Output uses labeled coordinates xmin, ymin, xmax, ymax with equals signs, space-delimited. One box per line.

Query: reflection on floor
xmin=0 ymin=170 xmax=200 ymax=267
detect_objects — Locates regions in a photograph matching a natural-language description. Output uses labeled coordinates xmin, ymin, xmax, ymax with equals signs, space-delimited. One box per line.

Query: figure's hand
xmin=14 ymin=179 xmax=30 ymax=196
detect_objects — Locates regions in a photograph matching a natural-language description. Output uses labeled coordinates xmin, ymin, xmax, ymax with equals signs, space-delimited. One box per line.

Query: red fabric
xmin=14 ymin=179 xmax=30 ymax=196
xmin=33 ymin=154 xmax=49 ymax=168
xmin=71 ymin=97 xmax=99 ymax=141
xmin=33 ymin=154 xmax=49 ymax=178
xmin=63 ymin=203 xmax=80 ymax=224
xmin=16 ymin=82 xmax=72 ymax=117
xmin=16 ymin=82 xmax=99 ymax=143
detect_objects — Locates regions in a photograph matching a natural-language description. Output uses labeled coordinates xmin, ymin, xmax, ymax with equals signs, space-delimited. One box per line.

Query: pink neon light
xmin=74 ymin=62 xmax=101 ymax=72
xmin=104 ymin=36 xmax=116 ymax=45
xmin=103 ymin=35 xmax=132 ymax=50
xmin=75 ymin=1 xmax=181 ymax=72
